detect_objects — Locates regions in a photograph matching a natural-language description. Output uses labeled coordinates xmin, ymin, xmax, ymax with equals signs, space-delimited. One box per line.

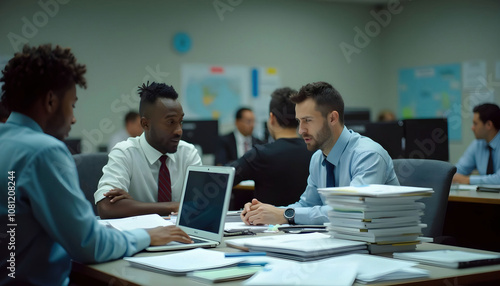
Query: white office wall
xmin=1 ymin=0 xmax=499 ymax=163
xmin=0 ymin=0 xmax=384 ymax=152
xmin=381 ymin=0 xmax=500 ymax=164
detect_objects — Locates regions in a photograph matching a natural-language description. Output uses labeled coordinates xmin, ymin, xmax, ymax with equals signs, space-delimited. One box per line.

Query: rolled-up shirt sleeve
xmin=25 ymin=146 xmax=150 ymax=263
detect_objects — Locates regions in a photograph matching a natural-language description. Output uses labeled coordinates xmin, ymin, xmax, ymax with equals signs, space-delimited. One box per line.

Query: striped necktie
xmin=158 ymin=155 xmax=172 ymax=202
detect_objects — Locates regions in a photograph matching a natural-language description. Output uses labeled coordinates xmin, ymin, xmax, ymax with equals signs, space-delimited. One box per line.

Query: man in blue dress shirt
xmin=240 ymin=81 xmax=399 ymax=225
xmin=453 ymin=103 xmax=500 ymax=185
xmin=0 ymin=44 xmax=192 ymax=286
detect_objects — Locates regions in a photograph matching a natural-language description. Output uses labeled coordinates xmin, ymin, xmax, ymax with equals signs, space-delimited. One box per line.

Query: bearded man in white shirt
xmin=95 ymin=82 xmax=202 ymax=219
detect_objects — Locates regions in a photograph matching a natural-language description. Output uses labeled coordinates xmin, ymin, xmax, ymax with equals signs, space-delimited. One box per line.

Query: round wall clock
xmin=173 ymin=32 xmax=191 ymax=54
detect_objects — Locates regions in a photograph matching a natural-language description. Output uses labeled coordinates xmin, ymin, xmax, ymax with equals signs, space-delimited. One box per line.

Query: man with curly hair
xmin=94 ymin=82 xmax=202 ymax=219
xmin=0 ymin=44 xmax=192 ymax=286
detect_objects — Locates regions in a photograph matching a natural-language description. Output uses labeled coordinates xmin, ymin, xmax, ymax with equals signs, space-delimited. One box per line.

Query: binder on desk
xmin=476 ymin=185 xmax=500 ymax=193
xmin=393 ymin=250 xmax=500 ymax=269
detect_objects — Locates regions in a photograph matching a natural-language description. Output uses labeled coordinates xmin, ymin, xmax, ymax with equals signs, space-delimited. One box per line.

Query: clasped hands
xmin=240 ymin=198 xmax=287 ymax=225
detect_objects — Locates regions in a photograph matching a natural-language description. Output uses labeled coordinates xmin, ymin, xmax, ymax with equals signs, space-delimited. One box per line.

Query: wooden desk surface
xmin=71 ymin=238 xmax=500 ymax=286
xmin=448 ymin=189 xmax=500 ymax=205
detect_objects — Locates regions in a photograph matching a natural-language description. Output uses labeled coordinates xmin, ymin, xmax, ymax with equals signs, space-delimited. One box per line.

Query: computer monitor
xmin=349 ymin=121 xmax=405 ymax=159
xmin=403 ymin=118 xmax=449 ymax=161
xmin=64 ymin=138 xmax=81 ymax=155
xmin=182 ymin=120 xmax=219 ymax=155
xmin=344 ymin=108 xmax=371 ymax=127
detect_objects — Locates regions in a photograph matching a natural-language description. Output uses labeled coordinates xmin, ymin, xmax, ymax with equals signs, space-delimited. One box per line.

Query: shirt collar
xmin=234 ymin=129 xmax=251 ymax=142
xmin=489 ymin=131 xmax=500 ymax=149
xmin=6 ymin=112 xmax=44 ymax=133
xmin=139 ymin=133 xmax=176 ymax=165
xmin=324 ymin=126 xmax=350 ymax=167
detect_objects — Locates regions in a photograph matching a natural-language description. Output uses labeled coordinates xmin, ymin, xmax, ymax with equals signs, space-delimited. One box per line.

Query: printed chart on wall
xmin=398 ymin=63 xmax=462 ymax=141
xmin=181 ymin=64 xmax=281 ymax=138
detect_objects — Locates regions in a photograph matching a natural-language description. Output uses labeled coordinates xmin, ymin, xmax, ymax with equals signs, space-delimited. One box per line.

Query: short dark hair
xmin=290 ymin=81 xmax=344 ymax=124
xmin=269 ymin=87 xmax=298 ymax=128
xmin=1 ymin=44 xmax=87 ymax=112
xmin=235 ymin=107 xmax=252 ymax=120
xmin=138 ymin=82 xmax=178 ymax=116
xmin=124 ymin=110 xmax=139 ymax=125
xmin=473 ymin=103 xmax=500 ymax=130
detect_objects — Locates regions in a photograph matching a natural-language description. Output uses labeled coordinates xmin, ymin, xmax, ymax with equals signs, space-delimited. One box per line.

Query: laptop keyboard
xmin=191 ymin=237 xmax=208 ymax=244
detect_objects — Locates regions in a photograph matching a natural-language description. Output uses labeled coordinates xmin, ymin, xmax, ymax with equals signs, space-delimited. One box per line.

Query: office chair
xmin=392 ymin=159 xmax=456 ymax=239
xmin=72 ymin=152 xmax=109 ymax=215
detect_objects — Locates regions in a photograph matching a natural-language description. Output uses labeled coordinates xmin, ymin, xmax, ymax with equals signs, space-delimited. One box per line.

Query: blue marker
xmin=237 ymin=262 xmax=268 ymax=267
xmin=225 ymin=252 xmax=267 ymax=257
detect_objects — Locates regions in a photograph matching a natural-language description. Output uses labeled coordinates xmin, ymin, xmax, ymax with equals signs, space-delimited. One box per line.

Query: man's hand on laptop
xmin=103 ymin=188 xmax=133 ymax=203
xmin=240 ymin=198 xmax=287 ymax=225
xmin=147 ymin=226 xmax=194 ymax=245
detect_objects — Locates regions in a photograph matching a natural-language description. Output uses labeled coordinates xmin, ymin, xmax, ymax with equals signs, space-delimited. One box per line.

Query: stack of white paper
xmin=226 ymin=232 xmax=332 ymax=250
xmin=226 ymin=233 xmax=367 ymax=261
xmin=224 ymin=222 xmax=270 ymax=233
xmin=319 ymin=184 xmax=434 ymax=254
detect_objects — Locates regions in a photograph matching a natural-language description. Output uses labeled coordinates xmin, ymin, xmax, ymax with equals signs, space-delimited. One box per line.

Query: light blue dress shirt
xmin=288 ymin=126 xmax=400 ymax=224
xmin=455 ymin=132 xmax=500 ymax=185
xmin=0 ymin=112 xmax=150 ymax=286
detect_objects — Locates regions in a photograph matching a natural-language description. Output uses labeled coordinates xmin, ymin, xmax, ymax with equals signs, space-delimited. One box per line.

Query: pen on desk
xmin=225 ymin=252 xmax=267 ymax=257
xmin=237 ymin=262 xmax=268 ymax=267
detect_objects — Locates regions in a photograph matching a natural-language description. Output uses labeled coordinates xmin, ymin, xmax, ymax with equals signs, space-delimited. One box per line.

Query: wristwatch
xmin=283 ymin=208 xmax=295 ymax=225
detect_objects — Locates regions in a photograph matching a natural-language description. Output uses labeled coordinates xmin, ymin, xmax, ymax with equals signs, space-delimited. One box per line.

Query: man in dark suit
xmin=215 ymin=107 xmax=264 ymax=165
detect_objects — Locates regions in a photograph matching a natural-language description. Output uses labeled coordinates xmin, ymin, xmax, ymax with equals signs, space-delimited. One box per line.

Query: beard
xmin=303 ymin=121 xmax=332 ymax=152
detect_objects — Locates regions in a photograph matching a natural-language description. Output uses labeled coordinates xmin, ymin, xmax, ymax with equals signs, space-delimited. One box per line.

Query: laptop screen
xmin=177 ymin=170 xmax=229 ymax=234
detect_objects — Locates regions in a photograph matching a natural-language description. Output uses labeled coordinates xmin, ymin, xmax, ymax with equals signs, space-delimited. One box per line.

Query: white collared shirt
xmin=94 ymin=133 xmax=202 ymax=204
xmin=234 ymin=130 xmax=253 ymax=158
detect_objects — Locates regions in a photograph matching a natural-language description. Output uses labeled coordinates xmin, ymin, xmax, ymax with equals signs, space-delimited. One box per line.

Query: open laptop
xmin=146 ymin=165 xmax=235 ymax=251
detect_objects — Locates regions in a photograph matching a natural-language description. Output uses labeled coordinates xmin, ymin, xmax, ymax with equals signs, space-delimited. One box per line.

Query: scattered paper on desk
xmin=124 ymin=248 xmax=245 ymax=275
xmin=243 ymin=261 xmax=357 ymax=286
xmin=325 ymin=254 xmax=426 ymax=283
xmin=98 ymin=214 xmax=173 ymax=231
xmin=225 ymin=222 xmax=269 ymax=232
xmin=450 ymin=184 xmax=477 ymax=191
xmin=244 ymin=253 xmax=427 ymax=285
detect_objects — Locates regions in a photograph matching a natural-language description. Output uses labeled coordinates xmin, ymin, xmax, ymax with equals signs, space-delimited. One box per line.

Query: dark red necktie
xmin=158 ymin=155 xmax=172 ymax=202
